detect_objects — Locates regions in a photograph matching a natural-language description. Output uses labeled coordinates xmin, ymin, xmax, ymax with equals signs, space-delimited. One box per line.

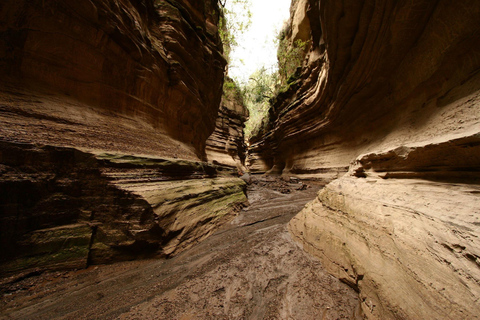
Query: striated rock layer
xmin=0 ymin=142 xmax=247 ymax=277
xmin=290 ymin=152 xmax=480 ymax=319
xmin=250 ymin=0 xmax=480 ymax=318
xmin=0 ymin=0 xmax=226 ymax=159
xmin=206 ymin=82 xmax=249 ymax=171
xmin=0 ymin=0 xmax=249 ymax=276
xmin=249 ymin=0 xmax=480 ymax=179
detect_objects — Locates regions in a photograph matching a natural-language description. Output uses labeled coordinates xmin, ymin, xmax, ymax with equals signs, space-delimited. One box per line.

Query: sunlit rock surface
xmin=290 ymin=154 xmax=480 ymax=319
xmin=250 ymin=0 xmax=480 ymax=318
xmin=0 ymin=0 xmax=249 ymax=276
xmin=249 ymin=0 xmax=480 ymax=180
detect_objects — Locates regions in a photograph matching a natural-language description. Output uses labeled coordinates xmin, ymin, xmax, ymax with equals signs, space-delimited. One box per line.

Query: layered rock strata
xmin=249 ymin=0 xmax=480 ymax=180
xmin=206 ymin=84 xmax=249 ymax=171
xmin=250 ymin=0 xmax=480 ymax=318
xmin=0 ymin=142 xmax=246 ymax=277
xmin=0 ymin=0 xmax=249 ymax=276
xmin=290 ymin=139 xmax=480 ymax=319
xmin=0 ymin=0 xmax=226 ymax=159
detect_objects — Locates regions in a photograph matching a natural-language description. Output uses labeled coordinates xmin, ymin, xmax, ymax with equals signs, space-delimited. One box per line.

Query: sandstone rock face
xmin=206 ymin=88 xmax=249 ymax=171
xmin=0 ymin=142 xmax=247 ymax=277
xmin=0 ymin=0 xmax=249 ymax=276
xmin=250 ymin=0 xmax=480 ymax=318
xmin=0 ymin=0 xmax=226 ymax=159
xmin=290 ymin=0 xmax=311 ymax=44
xmin=249 ymin=0 xmax=480 ymax=180
xmin=290 ymin=171 xmax=480 ymax=319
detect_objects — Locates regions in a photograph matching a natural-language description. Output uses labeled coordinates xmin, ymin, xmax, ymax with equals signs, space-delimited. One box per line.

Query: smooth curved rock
xmin=206 ymin=82 xmax=249 ymax=171
xmin=249 ymin=0 xmax=480 ymax=179
xmin=290 ymin=173 xmax=480 ymax=319
xmin=250 ymin=0 xmax=480 ymax=318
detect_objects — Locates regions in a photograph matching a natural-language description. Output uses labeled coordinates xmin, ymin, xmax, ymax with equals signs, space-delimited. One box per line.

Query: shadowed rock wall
xmin=250 ymin=0 xmax=480 ymax=318
xmin=0 ymin=0 xmax=249 ymax=277
xmin=0 ymin=142 xmax=246 ymax=276
xmin=206 ymin=84 xmax=249 ymax=171
xmin=0 ymin=0 xmax=226 ymax=159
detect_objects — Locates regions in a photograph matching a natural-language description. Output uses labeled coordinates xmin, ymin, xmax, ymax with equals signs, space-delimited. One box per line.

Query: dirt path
xmin=1 ymin=176 xmax=360 ymax=320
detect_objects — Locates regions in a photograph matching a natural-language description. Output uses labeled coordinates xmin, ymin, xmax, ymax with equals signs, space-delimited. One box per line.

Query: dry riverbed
xmin=1 ymin=176 xmax=361 ymax=319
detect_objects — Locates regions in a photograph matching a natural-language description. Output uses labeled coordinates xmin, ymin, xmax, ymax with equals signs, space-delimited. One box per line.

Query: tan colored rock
xmin=0 ymin=143 xmax=247 ymax=276
xmin=100 ymin=152 xmax=248 ymax=257
xmin=206 ymin=83 xmax=249 ymax=171
xmin=0 ymin=0 xmax=249 ymax=276
xmin=290 ymin=172 xmax=480 ymax=319
xmin=290 ymin=0 xmax=311 ymax=43
xmin=249 ymin=0 xmax=480 ymax=179
xmin=250 ymin=0 xmax=480 ymax=318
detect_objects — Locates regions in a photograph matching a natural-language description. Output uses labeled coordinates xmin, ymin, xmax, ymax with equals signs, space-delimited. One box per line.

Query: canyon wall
xmin=0 ymin=0 xmax=248 ymax=277
xmin=250 ymin=0 xmax=480 ymax=319
xmin=206 ymin=79 xmax=249 ymax=171
xmin=0 ymin=0 xmax=227 ymax=159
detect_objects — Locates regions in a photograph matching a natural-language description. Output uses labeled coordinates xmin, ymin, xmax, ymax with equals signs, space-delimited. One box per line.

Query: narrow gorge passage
xmin=1 ymin=176 xmax=360 ymax=320
xmin=1 ymin=0 xmax=479 ymax=318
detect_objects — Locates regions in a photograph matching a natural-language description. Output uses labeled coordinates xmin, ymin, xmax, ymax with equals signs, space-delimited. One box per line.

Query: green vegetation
xmin=276 ymin=28 xmax=310 ymax=85
xmin=218 ymin=0 xmax=252 ymax=65
xmin=242 ymin=29 xmax=309 ymax=140
xmin=242 ymin=67 xmax=278 ymax=139
xmin=218 ymin=5 xmax=309 ymax=141
xmin=223 ymin=77 xmax=245 ymax=104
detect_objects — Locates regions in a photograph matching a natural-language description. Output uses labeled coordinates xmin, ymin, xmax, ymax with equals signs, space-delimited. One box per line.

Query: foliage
xmin=217 ymin=2 xmax=309 ymax=142
xmin=242 ymin=33 xmax=310 ymax=140
xmin=223 ymin=77 xmax=245 ymax=105
xmin=242 ymin=67 xmax=278 ymax=140
xmin=218 ymin=0 xmax=252 ymax=65
xmin=276 ymin=28 xmax=309 ymax=85
xmin=224 ymin=39 xmax=309 ymax=141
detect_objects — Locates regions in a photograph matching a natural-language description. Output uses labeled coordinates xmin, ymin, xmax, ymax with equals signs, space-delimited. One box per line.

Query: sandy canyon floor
xmin=1 ymin=176 xmax=360 ymax=320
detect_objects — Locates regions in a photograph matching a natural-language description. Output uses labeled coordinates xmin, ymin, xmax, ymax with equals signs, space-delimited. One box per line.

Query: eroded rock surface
xmin=206 ymin=80 xmax=249 ymax=171
xmin=0 ymin=0 xmax=226 ymax=158
xmin=250 ymin=0 xmax=480 ymax=318
xmin=290 ymin=175 xmax=480 ymax=319
xmin=0 ymin=0 xmax=249 ymax=276
xmin=0 ymin=142 xmax=247 ymax=277
xmin=0 ymin=178 xmax=360 ymax=320
xmin=249 ymin=0 xmax=480 ymax=179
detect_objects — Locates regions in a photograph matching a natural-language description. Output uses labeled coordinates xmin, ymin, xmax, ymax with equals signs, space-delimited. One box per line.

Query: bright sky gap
xmin=225 ymin=0 xmax=291 ymax=84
